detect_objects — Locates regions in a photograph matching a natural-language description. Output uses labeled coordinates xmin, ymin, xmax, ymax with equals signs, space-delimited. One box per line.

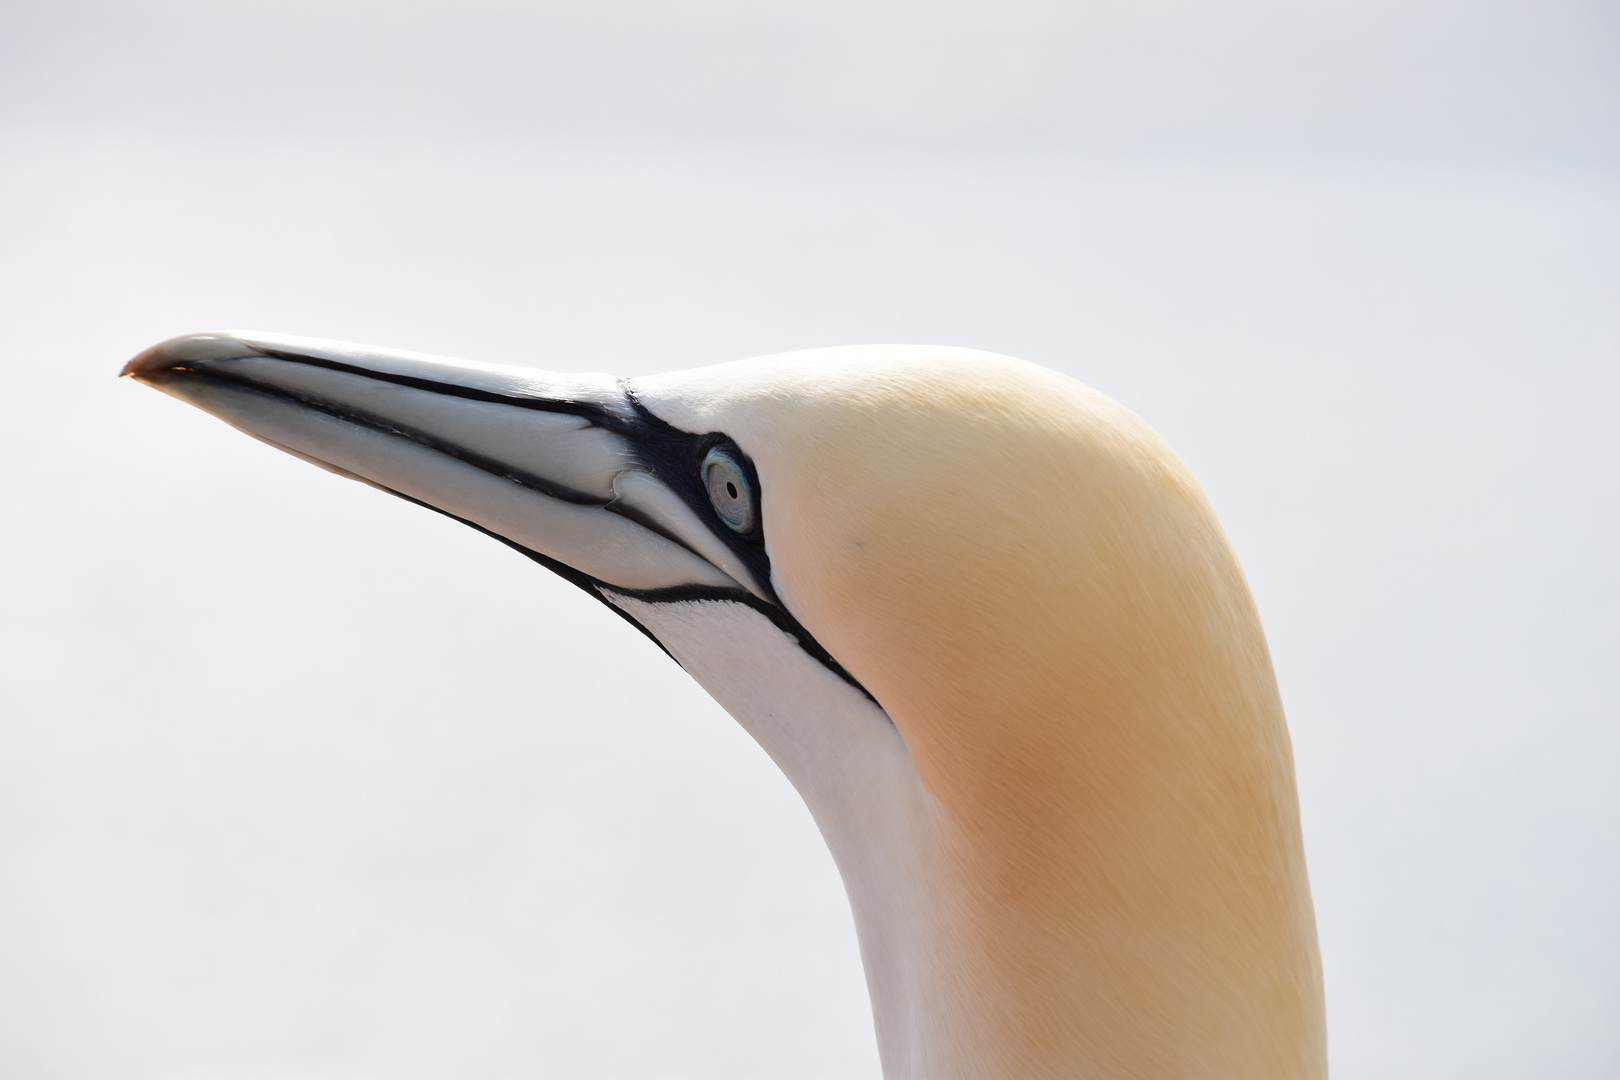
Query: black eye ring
xmin=702 ymin=447 xmax=756 ymax=534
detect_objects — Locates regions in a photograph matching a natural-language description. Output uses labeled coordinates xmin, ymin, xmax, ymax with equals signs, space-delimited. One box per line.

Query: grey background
xmin=1 ymin=1 xmax=1616 ymax=1076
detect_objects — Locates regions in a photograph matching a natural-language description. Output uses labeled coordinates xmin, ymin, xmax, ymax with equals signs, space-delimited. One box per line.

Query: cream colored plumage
xmin=125 ymin=333 xmax=1324 ymax=1079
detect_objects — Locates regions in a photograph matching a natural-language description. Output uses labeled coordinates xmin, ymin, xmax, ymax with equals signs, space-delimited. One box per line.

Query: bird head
xmin=124 ymin=331 xmax=1323 ymax=1078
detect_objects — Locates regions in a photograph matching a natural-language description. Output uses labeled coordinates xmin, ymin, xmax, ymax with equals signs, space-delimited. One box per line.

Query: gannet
xmin=124 ymin=332 xmax=1325 ymax=1079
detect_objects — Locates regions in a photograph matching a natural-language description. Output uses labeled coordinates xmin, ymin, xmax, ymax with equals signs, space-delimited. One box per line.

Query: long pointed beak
xmin=124 ymin=331 xmax=762 ymax=597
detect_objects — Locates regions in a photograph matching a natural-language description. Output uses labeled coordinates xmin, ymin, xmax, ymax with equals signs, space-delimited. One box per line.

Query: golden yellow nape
xmin=637 ymin=346 xmax=1326 ymax=1078
xmin=126 ymin=332 xmax=1323 ymax=1078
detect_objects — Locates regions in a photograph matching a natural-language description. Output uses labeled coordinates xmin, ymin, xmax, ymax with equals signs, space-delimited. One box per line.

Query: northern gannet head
xmin=124 ymin=332 xmax=1325 ymax=1079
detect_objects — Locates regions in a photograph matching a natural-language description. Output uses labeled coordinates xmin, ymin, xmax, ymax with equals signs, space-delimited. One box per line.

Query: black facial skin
xmin=158 ymin=345 xmax=870 ymax=697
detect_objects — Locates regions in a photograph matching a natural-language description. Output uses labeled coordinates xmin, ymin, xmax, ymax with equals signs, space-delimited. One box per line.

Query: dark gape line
xmin=180 ymin=347 xmax=879 ymax=706
xmin=254 ymin=346 xmax=778 ymax=598
xmin=385 ymin=486 xmax=878 ymax=705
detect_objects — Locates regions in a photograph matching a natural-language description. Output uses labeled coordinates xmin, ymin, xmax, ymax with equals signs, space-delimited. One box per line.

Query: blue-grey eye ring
xmin=702 ymin=447 xmax=756 ymax=534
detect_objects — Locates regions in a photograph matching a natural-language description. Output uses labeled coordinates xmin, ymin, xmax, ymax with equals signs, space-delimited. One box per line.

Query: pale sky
xmin=0 ymin=2 xmax=1616 ymax=1077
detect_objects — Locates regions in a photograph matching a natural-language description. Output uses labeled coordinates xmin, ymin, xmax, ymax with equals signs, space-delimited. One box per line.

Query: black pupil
xmin=725 ymin=480 xmax=738 ymax=500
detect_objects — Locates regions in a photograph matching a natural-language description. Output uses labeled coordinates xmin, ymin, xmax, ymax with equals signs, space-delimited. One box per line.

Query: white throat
xmin=603 ymin=592 xmax=961 ymax=1079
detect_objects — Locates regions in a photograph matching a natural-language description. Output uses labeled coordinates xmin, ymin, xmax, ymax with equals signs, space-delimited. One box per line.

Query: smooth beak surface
xmin=123 ymin=331 xmax=764 ymax=597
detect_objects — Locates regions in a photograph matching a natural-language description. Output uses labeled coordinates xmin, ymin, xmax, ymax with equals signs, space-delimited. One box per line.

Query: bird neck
xmin=889 ymin=691 xmax=1325 ymax=1080
xmin=840 ymin=561 xmax=1326 ymax=1079
xmin=612 ymin=586 xmax=1323 ymax=1079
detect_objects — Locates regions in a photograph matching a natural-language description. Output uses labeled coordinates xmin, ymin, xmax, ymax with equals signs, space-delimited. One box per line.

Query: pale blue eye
xmin=702 ymin=448 xmax=755 ymax=533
